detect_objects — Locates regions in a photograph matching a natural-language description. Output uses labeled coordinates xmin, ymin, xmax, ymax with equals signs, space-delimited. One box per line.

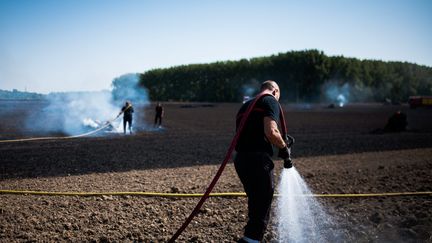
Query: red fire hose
xmin=168 ymin=91 xmax=287 ymax=242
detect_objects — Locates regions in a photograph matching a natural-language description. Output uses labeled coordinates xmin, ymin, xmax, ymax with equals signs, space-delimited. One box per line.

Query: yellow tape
xmin=0 ymin=190 xmax=431 ymax=198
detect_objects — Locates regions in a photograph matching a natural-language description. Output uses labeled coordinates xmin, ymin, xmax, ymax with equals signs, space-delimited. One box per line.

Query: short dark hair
xmin=260 ymin=80 xmax=276 ymax=91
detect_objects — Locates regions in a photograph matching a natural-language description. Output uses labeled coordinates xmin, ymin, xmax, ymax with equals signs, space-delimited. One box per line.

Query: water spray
xmin=276 ymin=135 xmax=339 ymax=242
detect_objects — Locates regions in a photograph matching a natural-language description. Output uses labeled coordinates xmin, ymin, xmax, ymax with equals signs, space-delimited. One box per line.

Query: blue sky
xmin=0 ymin=0 xmax=431 ymax=93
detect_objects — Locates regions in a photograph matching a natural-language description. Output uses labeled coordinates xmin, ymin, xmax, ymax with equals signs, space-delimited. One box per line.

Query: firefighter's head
xmin=261 ymin=80 xmax=280 ymax=100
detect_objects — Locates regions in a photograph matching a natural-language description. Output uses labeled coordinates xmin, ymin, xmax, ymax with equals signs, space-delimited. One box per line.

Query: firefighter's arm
xmin=264 ymin=116 xmax=286 ymax=149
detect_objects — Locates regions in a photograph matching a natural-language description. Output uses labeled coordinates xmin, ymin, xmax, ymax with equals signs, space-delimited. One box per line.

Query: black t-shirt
xmin=122 ymin=105 xmax=134 ymax=119
xmin=235 ymin=95 xmax=280 ymax=156
xmin=155 ymin=106 xmax=163 ymax=116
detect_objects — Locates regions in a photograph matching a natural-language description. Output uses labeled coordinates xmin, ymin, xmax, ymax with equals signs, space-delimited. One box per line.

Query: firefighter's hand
xmin=278 ymin=146 xmax=290 ymax=160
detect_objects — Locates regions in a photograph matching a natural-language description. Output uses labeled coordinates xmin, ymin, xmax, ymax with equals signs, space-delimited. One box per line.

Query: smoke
xmin=82 ymin=117 xmax=100 ymax=129
xmin=111 ymin=73 xmax=149 ymax=105
xmin=31 ymin=91 xmax=119 ymax=135
xmin=323 ymin=82 xmax=350 ymax=107
xmin=242 ymin=84 xmax=257 ymax=97
xmin=322 ymin=81 xmax=373 ymax=106
xmin=241 ymin=80 xmax=259 ymax=103
xmin=25 ymin=73 xmax=149 ymax=135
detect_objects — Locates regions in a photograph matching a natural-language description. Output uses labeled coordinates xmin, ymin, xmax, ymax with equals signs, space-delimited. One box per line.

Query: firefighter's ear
xmin=272 ymin=90 xmax=276 ymax=96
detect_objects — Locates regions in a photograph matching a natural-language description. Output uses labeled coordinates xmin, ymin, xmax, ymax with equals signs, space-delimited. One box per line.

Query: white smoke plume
xmin=111 ymin=73 xmax=149 ymax=105
xmin=322 ymin=80 xmax=373 ymax=106
xmin=25 ymin=73 xmax=149 ymax=135
xmin=241 ymin=79 xmax=260 ymax=102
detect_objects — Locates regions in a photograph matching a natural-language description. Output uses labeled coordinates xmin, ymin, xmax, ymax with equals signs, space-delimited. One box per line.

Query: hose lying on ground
xmin=0 ymin=114 xmax=123 ymax=143
xmin=0 ymin=190 xmax=431 ymax=197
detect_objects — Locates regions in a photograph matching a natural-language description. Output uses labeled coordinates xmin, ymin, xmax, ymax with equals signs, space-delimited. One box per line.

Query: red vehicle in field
xmin=408 ymin=96 xmax=432 ymax=108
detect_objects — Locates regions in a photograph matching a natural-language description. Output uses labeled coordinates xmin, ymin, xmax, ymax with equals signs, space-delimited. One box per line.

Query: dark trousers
xmin=234 ymin=152 xmax=275 ymax=241
xmin=154 ymin=115 xmax=162 ymax=126
xmin=123 ymin=117 xmax=132 ymax=133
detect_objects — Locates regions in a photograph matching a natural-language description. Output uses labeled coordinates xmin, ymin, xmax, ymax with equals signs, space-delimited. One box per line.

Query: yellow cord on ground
xmin=0 ymin=190 xmax=431 ymax=198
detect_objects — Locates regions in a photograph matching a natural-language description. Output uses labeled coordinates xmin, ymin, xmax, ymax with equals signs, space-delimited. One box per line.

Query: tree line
xmin=139 ymin=50 xmax=432 ymax=103
xmin=0 ymin=89 xmax=44 ymax=100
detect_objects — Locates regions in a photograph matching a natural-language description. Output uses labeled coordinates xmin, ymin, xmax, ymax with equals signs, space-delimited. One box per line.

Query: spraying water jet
xmin=277 ymin=158 xmax=341 ymax=242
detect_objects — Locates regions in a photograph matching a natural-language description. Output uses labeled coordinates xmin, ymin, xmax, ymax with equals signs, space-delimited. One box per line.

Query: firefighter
xmin=119 ymin=101 xmax=134 ymax=134
xmin=384 ymin=110 xmax=407 ymax=132
xmin=235 ymin=80 xmax=291 ymax=243
xmin=154 ymin=102 xmax=164 ymax=128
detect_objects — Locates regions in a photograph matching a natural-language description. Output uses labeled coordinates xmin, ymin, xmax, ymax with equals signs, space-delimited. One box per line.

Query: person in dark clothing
xmin=235 ymin=80 xmax=291 ymax=243
xmin=154 ymin=102 xmax=164 ymax=128
xmin=384 ymin=110 xmax=407 ymax=132
xmin=119 ymin=101 xmax=134 ymax=134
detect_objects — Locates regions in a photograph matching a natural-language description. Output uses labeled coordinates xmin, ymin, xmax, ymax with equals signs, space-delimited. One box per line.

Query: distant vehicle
xmin=408 ymin=96 xmax=432 ymax=108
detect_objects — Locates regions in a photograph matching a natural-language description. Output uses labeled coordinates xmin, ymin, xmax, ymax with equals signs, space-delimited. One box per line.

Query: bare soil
xmin=0 ymin=101 xmax=431 ymax=242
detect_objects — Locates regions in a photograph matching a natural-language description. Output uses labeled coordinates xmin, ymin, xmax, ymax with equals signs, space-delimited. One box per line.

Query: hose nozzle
xmin=283 ymin=135 xmax=295 ymax=169
xmin=284 ymin=158 xmax=293 ymax=169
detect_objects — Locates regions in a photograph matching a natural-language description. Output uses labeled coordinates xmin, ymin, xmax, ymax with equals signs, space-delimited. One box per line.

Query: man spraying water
xmin=234 ymin=80 xmax=294 ymax=243
xmin=118 ymin=101 xmax=134 ymax=134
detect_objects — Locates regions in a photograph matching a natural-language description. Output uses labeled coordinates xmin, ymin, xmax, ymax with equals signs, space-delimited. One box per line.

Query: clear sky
xmin=1 ymin=0 xmax=431 ymax=93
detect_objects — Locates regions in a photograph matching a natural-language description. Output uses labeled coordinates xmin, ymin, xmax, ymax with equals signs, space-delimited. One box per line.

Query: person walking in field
xmin=119 ymin=101 xmax=134 ymax=134
xmin=234 ymin=80 xmax=292 ymax=243
xmin=154 ymin=102 xmax=164 ymax=128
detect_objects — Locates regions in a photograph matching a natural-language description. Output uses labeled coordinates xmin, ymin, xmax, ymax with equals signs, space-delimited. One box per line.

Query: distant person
xmin=384 ymin=110 xmax=407 ymax=132
xmin=154 ymin=103 xmax=164 ymax=128
xmin=119 ymin=101 xmax=134 ymax=134
xmin=235 ymin=80 xmax=293 ymax=243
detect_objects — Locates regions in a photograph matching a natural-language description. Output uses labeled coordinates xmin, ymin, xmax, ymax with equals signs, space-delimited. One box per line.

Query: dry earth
xmin=0 ymin=101 xmax=431 ymax=242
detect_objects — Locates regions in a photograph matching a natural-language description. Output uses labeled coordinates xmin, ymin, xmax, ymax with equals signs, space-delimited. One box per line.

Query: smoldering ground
xmin=21 ymin=73 xmax=149 ymax=136
xmin=1 ymin=103 xmax=431 ymax=242
xmin=239 ymin=78 xmax=374 ymax=109
xmin=322 ymin=81 xmax=374 ymax=107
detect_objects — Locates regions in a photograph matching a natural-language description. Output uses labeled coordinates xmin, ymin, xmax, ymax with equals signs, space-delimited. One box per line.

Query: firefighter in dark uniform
xmin=235 ymin=80 xmax=291 ymax=243
xmin=384 ymin=110 xmax=407 ymax=132
xmin=154 ymin=102 xmax=164 ymax=128
xmin=120 ymin=101 xmax=134 ymax=134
